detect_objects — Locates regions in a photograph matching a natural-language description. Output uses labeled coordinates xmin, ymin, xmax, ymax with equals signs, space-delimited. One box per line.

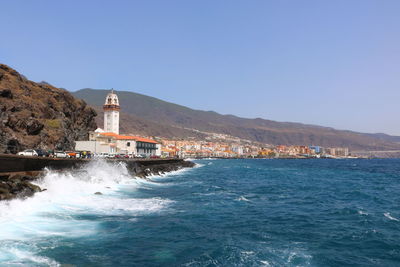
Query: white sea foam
xmin=0 ymin=159 xmax=175 ymax=265
xmin=358 ymin=210 xmax=368 ymax=216
xmin=259 ymin=260 xmax=271 ymax=266
xmin=241 ymin=251 xmax=255 ymax=255
xmin=384 ymin=212 xmax=399 ymax=221
xmin=237 ymin=196 xmax=251 ymax=202
xmin=0 ymin=246 xmax=60 ymax=266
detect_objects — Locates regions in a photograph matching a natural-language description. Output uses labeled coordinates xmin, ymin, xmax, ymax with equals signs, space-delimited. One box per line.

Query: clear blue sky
xmin=1 ymin=1 xmax=400 ymax=135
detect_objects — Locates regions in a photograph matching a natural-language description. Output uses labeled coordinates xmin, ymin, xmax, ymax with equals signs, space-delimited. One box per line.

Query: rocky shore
xmin=0 ymin=172 xmax=44 ymax=200
xmin=134 ymin=159 xmax=195 ymax=178
xmin=0 ymin=157 xmax=195 ymax=201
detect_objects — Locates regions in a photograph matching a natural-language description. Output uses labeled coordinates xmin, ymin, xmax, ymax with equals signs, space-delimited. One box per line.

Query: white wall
xmin=116 ymin=140 xmax=137 ymax=155
xmin=156 ymin=144 xmax=162 ymax=156
xmin=75 ymin=141 xmax=110 ymax=153
xmin=104 ymin=110 xmax=119 ymax=134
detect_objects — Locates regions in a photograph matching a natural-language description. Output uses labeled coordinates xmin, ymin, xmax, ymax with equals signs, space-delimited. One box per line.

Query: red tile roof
xmin=99 ymin=132 xmax=158 ymax=144
xmin=133 ymin=136 xmax=158 ymax=144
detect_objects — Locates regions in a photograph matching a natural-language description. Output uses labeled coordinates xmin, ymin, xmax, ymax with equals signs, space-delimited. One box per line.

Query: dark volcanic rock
xmin=6 ymin=139 xmax=22 ymax=154
xmin=0 ymin=173 xmax=43 ymax=200
xmin=133 ymin=160 xmax=195 ymax=178
xmin=0 ymin=89 xmax=12 ymax=98
xmin=0 ymin=64 xmax=97 ymax=152
xmin=26 ymin=119 xmax=44 ymax=135
xmin=10 ymin=106 xmax=22 ymax=112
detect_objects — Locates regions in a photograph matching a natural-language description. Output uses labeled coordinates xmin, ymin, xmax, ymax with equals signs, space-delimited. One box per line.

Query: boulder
xmin=10 ymin=106 xmax=22 ymax=112
xmin=0 ymin=89 xmax=13 ymax=99
xmin=26 ymin=119 xmax=44 ymax=135
xmin=0 ymin=173 xmax=43 ymax=201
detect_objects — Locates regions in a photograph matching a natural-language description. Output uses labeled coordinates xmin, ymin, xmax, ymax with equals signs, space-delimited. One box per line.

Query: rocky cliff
xmin=0 ymin=64 xmax=97 ymax=153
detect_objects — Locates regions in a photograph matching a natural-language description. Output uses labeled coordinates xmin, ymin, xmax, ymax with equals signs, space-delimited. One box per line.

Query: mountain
xmin=362 ymin=133 xmax=400 ymax=144
xmin=73 ymin=89 xmax=400 ymax=151
xmin=0 ymin=65 xmax=97 ymax=153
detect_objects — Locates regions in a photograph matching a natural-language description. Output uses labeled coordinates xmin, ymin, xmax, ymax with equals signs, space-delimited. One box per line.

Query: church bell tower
xmin=103 ymin=89 xmax=120 ymax=134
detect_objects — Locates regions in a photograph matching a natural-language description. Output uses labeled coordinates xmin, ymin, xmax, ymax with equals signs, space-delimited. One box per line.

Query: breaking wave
xmin=0 ymin=159 xmax=173 ymax=266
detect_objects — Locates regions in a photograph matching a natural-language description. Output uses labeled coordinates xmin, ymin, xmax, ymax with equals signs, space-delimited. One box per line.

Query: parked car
xmin=106 ymin=153 xmax=116 ymax=159
xmin=97 ymin=152 xmax=109 ymax=158
xmin=79 ymin=151 xmax=92 ymax=158
xmin=54 ymin=151 xmax=68 ymax=158
xmin=150 ymin=155 xmax=160 ymax=159
xmin=66 ymin=151 xmax=78 ymax=158
xmin=115 ymin=153 xmax=129 ymax=159
xmin=34 ymin=149 xmax=50 ymax=157
xmin=17 ymin=149 xmax=38 ymax=157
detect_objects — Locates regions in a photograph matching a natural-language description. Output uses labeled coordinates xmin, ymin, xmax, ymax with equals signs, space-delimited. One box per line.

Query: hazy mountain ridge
xmin=91 ymin=106 xmax=207 ymax=140
xmin=73 ymin=89 xmax=400 ymax=151
xmin=362 ymin=133 xmax=400 ymax=144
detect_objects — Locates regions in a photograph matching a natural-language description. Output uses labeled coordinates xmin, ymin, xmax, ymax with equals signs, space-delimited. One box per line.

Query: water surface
xmin=1 ymin=159 xmax=400 ymax=266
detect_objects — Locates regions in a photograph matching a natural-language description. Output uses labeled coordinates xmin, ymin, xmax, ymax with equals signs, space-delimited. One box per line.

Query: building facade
xmin=75 ymin=89 xmax=160 ymax=156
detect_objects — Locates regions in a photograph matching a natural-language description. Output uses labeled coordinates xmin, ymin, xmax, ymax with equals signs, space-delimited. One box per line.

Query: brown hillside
xmin=93 ymin=107 xmax=206 ymax=139
xmin=74 ymin=89 xmax=400 ymax=151
xmin=0 ymin=64 xmax=97 ymax=153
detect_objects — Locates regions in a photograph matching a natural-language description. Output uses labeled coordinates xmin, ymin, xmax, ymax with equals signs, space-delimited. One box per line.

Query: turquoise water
xmin=1 ymin=159 xmax=400 ymax=266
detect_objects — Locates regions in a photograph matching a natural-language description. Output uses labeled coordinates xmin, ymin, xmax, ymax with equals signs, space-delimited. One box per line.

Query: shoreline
xmin=0 ymin=154 xmax=195 ymax=201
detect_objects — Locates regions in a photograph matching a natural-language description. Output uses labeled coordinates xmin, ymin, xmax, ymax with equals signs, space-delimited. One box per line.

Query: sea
xmin=0 ymin=158 xmax=400 ymax=266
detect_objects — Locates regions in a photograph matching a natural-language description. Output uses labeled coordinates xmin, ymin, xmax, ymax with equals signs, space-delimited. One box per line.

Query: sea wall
xmin=0 ymin=154 xmax=195 ymax=200
xmin=0 ymin=154 xmax=88 ymax=173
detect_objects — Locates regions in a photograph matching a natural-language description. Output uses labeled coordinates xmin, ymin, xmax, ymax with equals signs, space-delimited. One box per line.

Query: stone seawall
xmin=0 ymin=154 xmax=88 ymax=174
xmin=0 ymin=154 xmax=195 ymax=200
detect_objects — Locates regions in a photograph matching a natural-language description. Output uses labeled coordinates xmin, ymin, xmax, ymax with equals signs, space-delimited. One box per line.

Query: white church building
xmin=75 ymin=90 xmax=160 ymax=156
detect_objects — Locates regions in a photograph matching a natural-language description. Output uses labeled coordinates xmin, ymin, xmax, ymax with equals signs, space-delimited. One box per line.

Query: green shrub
xmin=46 ymin=119 xmax=61 ymax=128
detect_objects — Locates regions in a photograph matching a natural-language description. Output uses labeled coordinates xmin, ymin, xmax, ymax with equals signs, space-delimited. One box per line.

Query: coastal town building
xmin=75 ymin=90 xmax=160 ymax=156
xmin=156 ymin=137 xmax=352 ymax=159
xmin=74 ymin=90 xmax=352 ymax=159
